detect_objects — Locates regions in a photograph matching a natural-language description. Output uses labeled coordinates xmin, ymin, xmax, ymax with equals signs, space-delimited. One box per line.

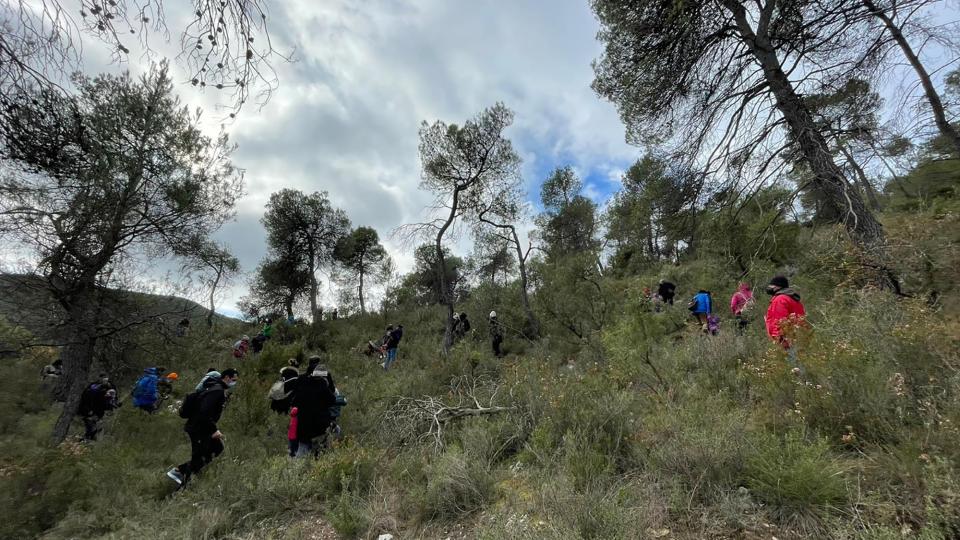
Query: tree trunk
xmin=727 ymin=1 xmax=887 ymax=254
xmin=206 ymin=269 xmax=221 ymax=328
xmin=838 ymin=142 xmax=882 ymax=211
xmin=51 ymin=312 xmax=97 ymax=444
xmin=284 ymin=297 xmax=294 ymax=320
xmin=510 ymin=228 xmax=540 ymax=338
xmin=436 ymin=189 xmax=461 ymax=354
xmin=862 ymin=0 xmax=960 ymax=157
xmin=307 ymin=242 xmax=319 ymax=321
xmin=358 ymin=264 xmax=366 ymax=315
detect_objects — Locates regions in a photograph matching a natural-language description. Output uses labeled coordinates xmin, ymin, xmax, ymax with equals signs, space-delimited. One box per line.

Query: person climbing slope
xmin=489 ymin=311 xmax=504 ymax=358
xmin=166 ymin=368 xmax=240 ymax=487
xmin=383 ymin=324 xmax=403 ymax=370
xmin=688 ymin=289 xmax=715 ymax=334
xmin=764 ymin=275 xmax=807 ymax=366
xmin=284 ymin=357 xmax=337 ymax=457
xmin=132 ymin=367 xmax=160 ymax=413
xmin=730 ymin=282 xmax=755 ymax=335
xmin=232 ymin=335 xmax=250 ymax=359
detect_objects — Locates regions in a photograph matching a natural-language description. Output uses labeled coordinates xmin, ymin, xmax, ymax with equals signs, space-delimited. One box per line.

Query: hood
xmin=774 ymin=288 xmax=802 ymax=301
xmin=201 ymin=376 xmax=226 ymax=390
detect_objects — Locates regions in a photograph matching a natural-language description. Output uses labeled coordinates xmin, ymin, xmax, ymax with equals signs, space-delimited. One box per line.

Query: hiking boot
xmin=166 ymin=468 xmax=185 ymax=486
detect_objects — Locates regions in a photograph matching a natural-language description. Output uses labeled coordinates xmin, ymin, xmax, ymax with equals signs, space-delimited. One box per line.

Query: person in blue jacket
xmin=688 ymin=289 xmax=714 ymax=334
xmin=132 ymin=367 xmax=160 ymax=413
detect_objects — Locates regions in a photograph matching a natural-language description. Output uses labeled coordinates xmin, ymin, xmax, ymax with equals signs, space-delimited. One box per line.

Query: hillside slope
xmin=0 ymin=207 xmax=958 ymax=540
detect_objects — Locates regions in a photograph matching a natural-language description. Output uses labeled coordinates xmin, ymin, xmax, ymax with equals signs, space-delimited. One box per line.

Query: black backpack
xmin=178 ymin=389 xmax=206 ymax=419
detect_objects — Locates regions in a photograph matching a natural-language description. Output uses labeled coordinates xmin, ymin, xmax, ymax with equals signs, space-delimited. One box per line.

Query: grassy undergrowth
xmin=1 ymin=206 xmax=959 ymax=539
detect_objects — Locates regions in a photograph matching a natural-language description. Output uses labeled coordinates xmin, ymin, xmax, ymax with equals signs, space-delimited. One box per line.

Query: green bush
xmin=745 ymin=430 xmax=849 ymax=534
xmin=421 ymin=449 xmax=497 ymax=521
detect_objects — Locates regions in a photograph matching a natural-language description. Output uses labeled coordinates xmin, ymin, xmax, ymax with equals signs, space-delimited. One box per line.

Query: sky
xmin=97 ymin=0 xmax=641 ymax=315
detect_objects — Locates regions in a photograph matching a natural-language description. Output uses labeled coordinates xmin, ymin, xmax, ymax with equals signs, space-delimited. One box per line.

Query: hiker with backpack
xmin=730 ymin=282 xmax=755 ymax=335
xmin=489 ymin=311 xmax=504 ymax=357
xmin=764 ymin=275 xmax=807 ymax=368
xmin=250 ymin=333 xmax=267 ymax=354
xmin=284 ymin=357 xmax=338 ymax=457
xmin=688 ymin=290 xmax=718 ymax=335
xmin=656 ymin=279 xmax=676 ymax=306
xmin=195 ymin=369 xmax=220 ymax=392
xmin=166 ymin=368 xmax=240 ymax=487
xmin=132 ymin=367 xmax=160 ymax=413
xmin=268 ymin=365 xmax=300 ymax=414
xmin=382 ymin=324 xmax=403 ymax=371
xmin=78 ymin=378 xmax=119 ymax=441
xmin=232 ymin=336 xmax=250 ymax=359
xmin=454 ymin=312 xmax=471 ymax=340
xmin=41 ymin=359 xmax=62 ymax=383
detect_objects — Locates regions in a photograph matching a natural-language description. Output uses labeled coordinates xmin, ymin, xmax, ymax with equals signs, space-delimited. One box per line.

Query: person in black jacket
xmin=284 ymin=356 xmax=337 ymax=457
xmin=657 ymin=279 xmax=676 ymax=306
xmin=78 ymin=378 xmax=119 ymax=441
xmin=166 ymin=368 xmax=239 ymax=487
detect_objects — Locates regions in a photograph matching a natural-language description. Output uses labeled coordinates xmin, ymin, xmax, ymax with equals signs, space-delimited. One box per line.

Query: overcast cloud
xmin=3 ymin=1 xmax=644 ymax=315
xmin=182 ymin=0 xmax=638 ymax=314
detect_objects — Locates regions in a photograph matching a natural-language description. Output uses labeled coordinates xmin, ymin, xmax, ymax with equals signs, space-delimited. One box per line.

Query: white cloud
xmin=10 ymin=0 xmax=641 ymax=314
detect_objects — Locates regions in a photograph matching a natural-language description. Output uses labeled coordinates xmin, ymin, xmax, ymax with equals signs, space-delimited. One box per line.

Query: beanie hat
xmin=769 ymin=275 xmax=789 ymax=288
xmin=166 ymin=372 xmax=179 ymax=381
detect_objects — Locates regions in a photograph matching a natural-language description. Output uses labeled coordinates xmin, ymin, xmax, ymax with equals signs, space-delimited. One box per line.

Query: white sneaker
xmin=166 ymin=468 xmax=184 ymax=485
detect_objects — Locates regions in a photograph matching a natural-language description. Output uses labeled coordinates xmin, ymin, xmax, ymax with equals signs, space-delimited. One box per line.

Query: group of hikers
xmin=165 ymin=354 xmax=347 ymax=487
xmin=232 ymin=318 xmax=274 ymax=359
xmin=648 ymin=274 xmax=807 ymax=360
xmin=364 ymin=323 xmax=405 ymax=370
xmin=47 ymin=273 xmax=809 ymax=491
xmin=451 ymin=310 xmax=504 ymax=357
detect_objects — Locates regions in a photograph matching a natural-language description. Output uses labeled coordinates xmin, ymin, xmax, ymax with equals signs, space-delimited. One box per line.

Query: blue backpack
xmin=132 ymin=375 xmax=157 ymax=406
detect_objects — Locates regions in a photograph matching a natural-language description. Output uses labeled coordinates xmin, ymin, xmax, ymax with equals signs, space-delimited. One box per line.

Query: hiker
xmin=41 ymin=359 xmax=62 ymax=387
xmin=284 ymin=357 xmax=338 ymax=457
xmin=268 ymin=365 xmax=300 ymax=414
xmin=166 ymin=368 xmax=239 ymax=487
xmin=489 ymin=311 xmax=504 ymax=358
xmin=176 ymin=318 xmax=190 ymax=337
xmin=158 ymin=371 xmax=178 ymax=402
xmin=688 ymin=290 xmax=715 ymax=334
xmin=232 ymin=335 xmax=250 ymax=359
xmin=262 ymin=318 xmax=274 ymax=339
xmin=78 ymin=380 xmax=119 ymax=441
xmin=382 ymin=324 xmax=403 ymax=370
xmin=251 ymin=333 xmax=267 ymax=354
xmin=656 ymin=279 xmax=676 ymax=306
xmin=764 ymin=275 xmax=807 ymax=366
xmin=196 ymin=369 xmax=220 ymax=392
xmin=132 ymin=367 xmax=160 ymax=413
xmin=730 ymin=282 xmax=755 ymax=335
xmin=454 ymin=312 xmax=471 ymax=340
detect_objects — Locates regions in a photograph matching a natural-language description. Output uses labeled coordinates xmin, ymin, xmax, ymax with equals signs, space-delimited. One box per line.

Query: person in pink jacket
xmin=287 ymin=407 xmax=300 ymax=457
xmin=764 ymin=275 xmax=807 ymax=368
xmin=729 ymin=282 xmax=754 ymax=335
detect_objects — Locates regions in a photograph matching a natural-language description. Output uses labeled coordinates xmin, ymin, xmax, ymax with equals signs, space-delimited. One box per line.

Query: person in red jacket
xmin=764 ymin=275 xmax=806 ymax=365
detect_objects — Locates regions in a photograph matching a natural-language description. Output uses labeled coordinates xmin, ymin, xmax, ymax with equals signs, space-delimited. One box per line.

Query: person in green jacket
xmin=262 ymin=318 xmax=274 ymax=339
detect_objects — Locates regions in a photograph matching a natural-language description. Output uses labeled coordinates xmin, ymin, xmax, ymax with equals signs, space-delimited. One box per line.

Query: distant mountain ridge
xmin=0 ymin=274 xmax=235 ymax=343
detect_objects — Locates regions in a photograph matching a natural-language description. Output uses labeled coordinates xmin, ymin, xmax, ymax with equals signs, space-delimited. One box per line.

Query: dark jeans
xmin=288 ymin=439 xmax=299 ymax=457
xmin=82 ymin=414 xmax=102 ymax=440
xmin=492 ymin=336 xmax=503 ymax=357
xmin=178 ymin=430 xmax=224 ymax=478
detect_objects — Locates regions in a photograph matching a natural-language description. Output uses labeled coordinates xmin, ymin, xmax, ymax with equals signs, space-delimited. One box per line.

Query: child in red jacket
xmin=287 ymin=407 xmax=299 ymax=457
xmin=764 ymin=275 xmax=807 ymax=364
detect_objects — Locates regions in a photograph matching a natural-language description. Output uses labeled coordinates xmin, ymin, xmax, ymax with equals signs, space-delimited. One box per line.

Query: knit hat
xmin=166 ymin=372 xmax=179 ymax=381
xmin=769 ymin=275 xmax=789 ymax=288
